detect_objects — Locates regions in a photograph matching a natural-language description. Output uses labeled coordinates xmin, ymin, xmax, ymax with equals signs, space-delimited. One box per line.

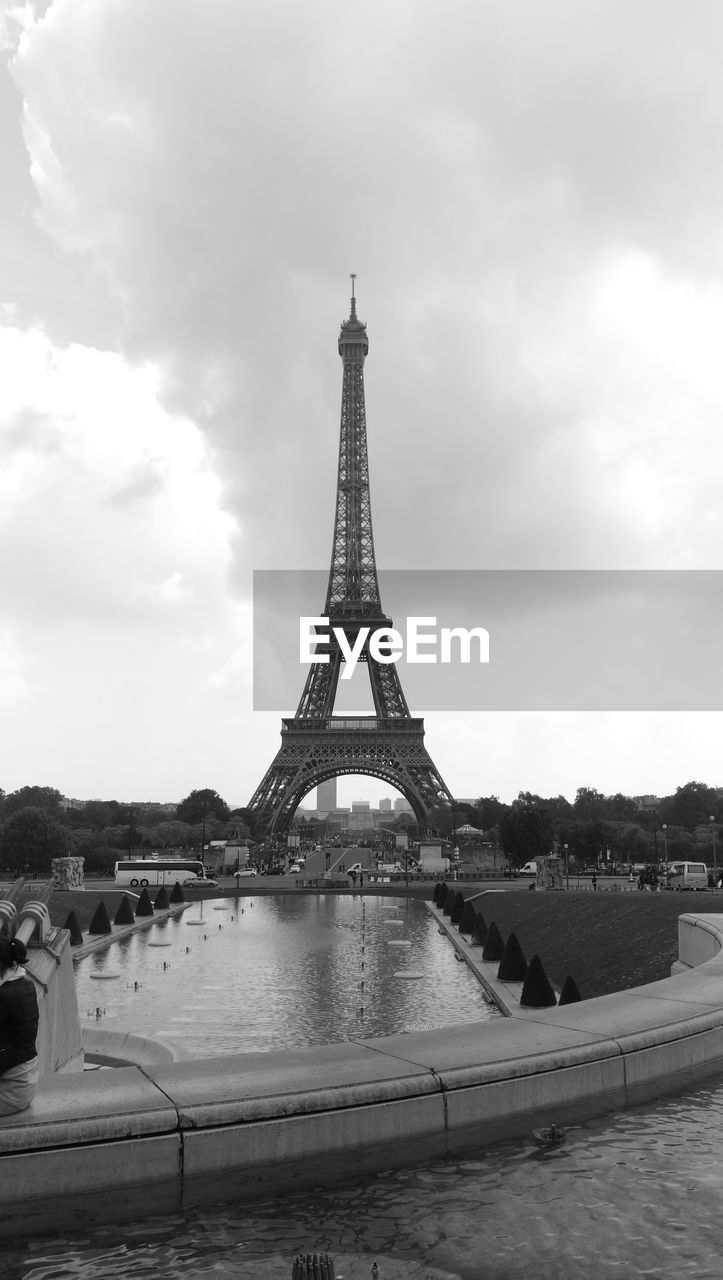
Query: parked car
xmin=183 ymin=875 xmax=218 ymax=888
xmin=288 ymin=863 xmax=302 ymax=874
xmin=519 ymin=862 xmax=538 ymax=877
xmin=234 ymin=867 xmax=257 ymax=878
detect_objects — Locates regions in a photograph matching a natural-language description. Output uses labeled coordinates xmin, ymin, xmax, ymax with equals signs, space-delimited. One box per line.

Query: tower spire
xmin=350 ymin=272 xmax=357 ymax=320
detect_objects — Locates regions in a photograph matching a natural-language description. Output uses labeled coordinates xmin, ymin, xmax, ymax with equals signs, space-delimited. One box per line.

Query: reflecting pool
xmin=73 ymin=894 xmax=499 ymax=1056
xmin=6 ymin=1077 xmax=723 ymax=1278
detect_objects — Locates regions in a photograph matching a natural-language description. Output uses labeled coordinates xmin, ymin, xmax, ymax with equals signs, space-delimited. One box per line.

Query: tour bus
xmin=114 ymin=858 xmax=205 ymax=887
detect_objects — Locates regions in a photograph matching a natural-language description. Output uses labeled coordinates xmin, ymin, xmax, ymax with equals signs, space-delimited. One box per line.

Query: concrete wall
xmin=26 ymin=928 xmax=84 ymax=1077
xmin=2 ymin=909 xmax=723 ymax=1240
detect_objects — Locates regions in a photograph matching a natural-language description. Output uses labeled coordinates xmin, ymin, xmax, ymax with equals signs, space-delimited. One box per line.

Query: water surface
xmin=74 ymin=894 xmax=498 ymax=1056
xmin=5 ymin=1079 xmax=723 ymax=1278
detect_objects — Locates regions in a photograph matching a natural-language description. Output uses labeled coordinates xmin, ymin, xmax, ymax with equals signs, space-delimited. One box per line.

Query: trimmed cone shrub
xmin=443 ymin=889 xmax=456 ymax=917
xmin=169 ymin=881 xmax=185 ymax=903
xmin=437 ymin=883 xmax=450 ymax=909
xmin=520 ymin=954 xmax=557 ymax=1008
xmin=459 ymin=899 xmax=476 ymax=935
xmin=113 ymin=896 xmax=135 ymax=926
xmin=88 ymin=901 xmax=112 ymax=935
xmin=63 ymin=910 xmax=83 ymax=946
xmin=471 ymin=911 xmax=488 ymax=946
xmin=558 ymin=975 xmax=582 ymax=1005
xmin=432 ymin=882 xmax=445 ymax=905
xmin=497 ymin=931 xmax=528 ymax=981
xmin=154 ymin=886 xmax=170 ymax=910
xmin=450 ymin=891 xmax=466 ymax=925
xmin=135 ymin=887 xmax=154 ymax=917
xmin=482 ymin=920 xmax=505 ymax=961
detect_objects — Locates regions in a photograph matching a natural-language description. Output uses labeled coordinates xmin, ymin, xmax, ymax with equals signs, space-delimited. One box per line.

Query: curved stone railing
xmin=1 ymin=907 xmax=723 ymax=1241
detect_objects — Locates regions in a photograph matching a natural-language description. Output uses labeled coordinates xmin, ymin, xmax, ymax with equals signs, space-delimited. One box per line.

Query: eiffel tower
xmin=248 ymin=279 xmax=452 ymax=836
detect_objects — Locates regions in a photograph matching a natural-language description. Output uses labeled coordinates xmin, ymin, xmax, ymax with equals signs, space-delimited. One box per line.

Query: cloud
xmin=9 ymin=0 xmax=723 ymax=586
xmin=3 ymin=0 xmax=723 ymax=803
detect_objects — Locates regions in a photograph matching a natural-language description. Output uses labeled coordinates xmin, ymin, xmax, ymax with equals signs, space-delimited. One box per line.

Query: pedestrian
xmin=0 ymin=937 xmax=40 ymax=1117
xmin=591 ymin=873 xmax=597 ymax=891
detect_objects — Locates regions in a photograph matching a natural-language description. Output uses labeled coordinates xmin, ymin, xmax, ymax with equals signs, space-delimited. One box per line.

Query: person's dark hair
xmin=0 ymin=936 xmax=28 ymax=974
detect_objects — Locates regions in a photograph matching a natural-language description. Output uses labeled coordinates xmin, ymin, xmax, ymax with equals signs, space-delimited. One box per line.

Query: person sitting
xmin=0 ymin=936 xmax=40 ymax=1117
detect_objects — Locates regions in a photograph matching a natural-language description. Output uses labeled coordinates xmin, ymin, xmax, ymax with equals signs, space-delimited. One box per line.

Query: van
xmin=519 ymin=861 xmax=537 ymax=877
xmin=667 ymin=861 xmax=709 ymax=891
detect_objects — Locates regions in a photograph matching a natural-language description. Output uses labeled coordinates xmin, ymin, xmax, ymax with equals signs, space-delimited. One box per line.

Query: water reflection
xmin=73 ymin=895 xmax=498 ymax=1056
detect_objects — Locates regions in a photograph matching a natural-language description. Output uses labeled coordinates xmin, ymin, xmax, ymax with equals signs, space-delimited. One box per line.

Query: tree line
xmin=0 ymin=780 xmax=720 ymax=876
xmin=0 ymin=786 xmax=256 ymax=876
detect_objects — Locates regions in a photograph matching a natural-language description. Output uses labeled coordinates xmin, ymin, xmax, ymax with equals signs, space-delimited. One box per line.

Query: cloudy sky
xmin=1 ymin=0 xmax=722 ymax=811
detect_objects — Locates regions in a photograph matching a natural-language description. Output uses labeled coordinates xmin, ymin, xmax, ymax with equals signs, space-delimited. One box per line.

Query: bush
xmin=482 ymin=921 xmax=505 ymax=961
xmin=497 ymin=931 xmax=528 ymax=981
xmin=520 ymin=955 xmax=557 ymax=1007
xmin=459 ymin=900 xmax=477 ymax=935
xmin=471 ymin=911 xmax=488 ymax=946
xmin=450 ymin=891 xmax=466 ymax=925
xmin=558 ymin=975 xmax=582 ymax=1004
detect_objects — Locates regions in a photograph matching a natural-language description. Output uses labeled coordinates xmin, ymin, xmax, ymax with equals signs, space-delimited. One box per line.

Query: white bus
xmin=114 ymin=858 xmax=205 ymax=887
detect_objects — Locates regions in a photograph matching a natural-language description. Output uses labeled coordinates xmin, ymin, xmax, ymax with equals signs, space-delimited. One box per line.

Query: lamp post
xmin=563 ymin=843 xmax=569 ymax=891
xmin=437 ymin=790 xmax=457 ymax=868
xmin=710 ymin=816 xmax=718 ymax=884
xmin=661 ymin=824 xmax=668 ymax=882
xmin=650 ymin=808 xmax=659 ymax=872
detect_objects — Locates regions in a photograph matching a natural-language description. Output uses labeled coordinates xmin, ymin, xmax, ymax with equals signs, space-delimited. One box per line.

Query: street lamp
xmin=661 ymin=824 xmax=668 ymax=880
xmin=563 ymin=843 xmax=569 ymax=891
xmin=710 ymin=816 xmax=718 ymax=883
xmin=437 ymin=790 xmax=457 ymax=864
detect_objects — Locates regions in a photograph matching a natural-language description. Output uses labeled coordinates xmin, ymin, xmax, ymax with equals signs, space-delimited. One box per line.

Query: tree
xmin=471 ymin=796 xmax=510 ymax=829
xmin=661 ymin=782 xmax=719 ymax=832
xmin=176 ymin=788 xmax=231 ymax=825
xmin=229 ymin=807 xmax=258 ymax=838
xmin=82 ymin=800 xmax=122 ymax=829
xmin=573 ymin=787 xmax=607 ymax=823
xmin=153 ymin=820 xmax=194 ymax=849
xmin=4 ymin=786 xmax=64 ymax=817
xmin=0 ymin=806 xmax=72 ymax=873
xmin=499 ymin=793 xmax=555 ymax=867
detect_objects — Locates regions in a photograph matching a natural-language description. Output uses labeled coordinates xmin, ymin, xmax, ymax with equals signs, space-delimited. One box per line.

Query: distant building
xmin=379 ymin=798 xmax=392 ymax=811
xmin=317 ymin=778 xmax=338 ymax=814
xmin=393 ymin=797 xmax=413 ymax=812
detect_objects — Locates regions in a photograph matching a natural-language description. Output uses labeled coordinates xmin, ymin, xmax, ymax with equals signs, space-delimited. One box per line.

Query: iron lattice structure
xmin=248 ymin=284 xmax=451 ymax=835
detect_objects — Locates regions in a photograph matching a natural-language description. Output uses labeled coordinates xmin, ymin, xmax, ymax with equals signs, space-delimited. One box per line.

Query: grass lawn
xmin=457 ymin=888 xmax=723 ymax=999
xmin=48 ymin=888 xmax=147 ymax=934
